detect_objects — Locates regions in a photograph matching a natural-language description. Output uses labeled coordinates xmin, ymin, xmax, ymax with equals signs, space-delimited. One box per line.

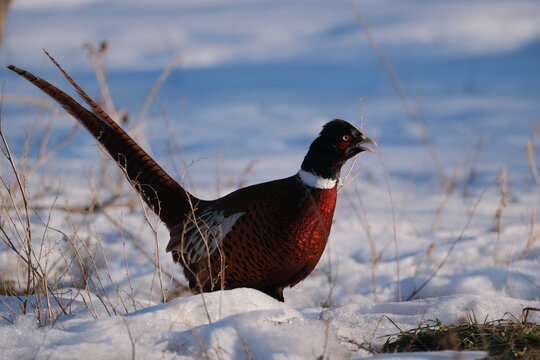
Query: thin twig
xmin=0 ymin=91 xmax=34 ymax=313
xmin=85 ymin=42 xmax=119 ymax=121
xmin=350 ymin=1 xmax=448 ymax=190
xmin=527 ymin=141 xmax=540 ymax=193
xmin=493 ymin=169 xmax=507 ymax=246
xmin=121 ymin=316 xmax=137 ymax=360
xmin=134 ymin=55 xmax=183 ymax=125
xmin=379 ymin=147 xmax=401 ymax=301
xmin=407 ymin=187 xmax=488 ymax=300
xmin=27 ymin=124 xmax=79 ymax=176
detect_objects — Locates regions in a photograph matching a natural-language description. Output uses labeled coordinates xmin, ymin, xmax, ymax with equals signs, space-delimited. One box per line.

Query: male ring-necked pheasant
xmin=8 ymin=53 xmax=377 ymax=301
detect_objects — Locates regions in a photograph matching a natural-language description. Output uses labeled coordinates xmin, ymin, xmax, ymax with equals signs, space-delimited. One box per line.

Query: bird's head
xmin=300 ymin=119 xmax=377 ymax=185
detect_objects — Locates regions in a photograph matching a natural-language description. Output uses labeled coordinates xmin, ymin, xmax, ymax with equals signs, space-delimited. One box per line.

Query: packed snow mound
xmin=0 ymin=288 xmax=345 ymax=360
xmin=2 ymin=290 xmax=537 ymax=359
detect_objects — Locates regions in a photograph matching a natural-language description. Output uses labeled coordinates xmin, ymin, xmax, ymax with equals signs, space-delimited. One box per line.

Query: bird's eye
xmin=342 ymin=134 xmax=350 ymax=142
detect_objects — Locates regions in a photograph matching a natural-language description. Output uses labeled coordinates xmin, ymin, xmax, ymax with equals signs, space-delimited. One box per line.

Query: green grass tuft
xmin=382 ymin=314 xmax=540 ymax=359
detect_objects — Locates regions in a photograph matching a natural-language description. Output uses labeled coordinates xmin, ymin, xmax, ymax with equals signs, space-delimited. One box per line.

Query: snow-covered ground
xmin=1 ymin=1 xmax=539 ymax=359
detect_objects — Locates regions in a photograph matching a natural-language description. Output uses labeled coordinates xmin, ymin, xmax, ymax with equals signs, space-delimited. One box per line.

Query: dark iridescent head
xmin=301 ymin=119 xmax=377 ymax=181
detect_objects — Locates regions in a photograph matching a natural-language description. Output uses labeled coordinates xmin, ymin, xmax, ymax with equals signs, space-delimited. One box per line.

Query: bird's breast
xmin=276 ymin=187 xmax=337 ymax=262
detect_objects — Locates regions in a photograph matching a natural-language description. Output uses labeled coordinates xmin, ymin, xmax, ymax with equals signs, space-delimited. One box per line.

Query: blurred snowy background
xmin=0 ymin=1 xmax=539 ymax=359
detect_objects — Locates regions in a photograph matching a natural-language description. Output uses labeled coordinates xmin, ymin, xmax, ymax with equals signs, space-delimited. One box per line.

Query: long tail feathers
xmin=7 ymin=56 xmax=195 ymax=229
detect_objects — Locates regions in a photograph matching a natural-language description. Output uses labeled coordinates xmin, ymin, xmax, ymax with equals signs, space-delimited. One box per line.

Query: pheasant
xmin=7 ymin=53 xmax=377 ymax=301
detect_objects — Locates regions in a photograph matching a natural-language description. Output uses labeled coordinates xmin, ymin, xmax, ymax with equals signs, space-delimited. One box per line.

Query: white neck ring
xmin=298 ymin=169 xmax=337 ymax=189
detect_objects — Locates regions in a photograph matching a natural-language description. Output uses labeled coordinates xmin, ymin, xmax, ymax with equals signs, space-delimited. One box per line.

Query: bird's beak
xmin=356 ymin=135 xmax=378 ymax=153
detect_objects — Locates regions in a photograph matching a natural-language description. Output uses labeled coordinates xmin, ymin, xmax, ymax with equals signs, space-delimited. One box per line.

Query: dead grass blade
xmin=350 ymin=1 xmax=448 ymax=191
xmin=407 ymin=187 xmax=488 ymax=301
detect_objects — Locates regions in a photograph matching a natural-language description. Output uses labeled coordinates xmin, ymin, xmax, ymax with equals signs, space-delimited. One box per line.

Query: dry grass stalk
xmin=0 ymin=46 xmax=199 ymax=326
xmin=357 ymin=190 xmax=380 ymax=302
xmin=215 ymin=148 xmax=224 ymax=197
xmin=430 ymin=159 xmax=460 ymax=232
xmin=1 ymin=107 xmax=35 ymax=314
xmin=101 ymin=207 xmax=180 ymax=292
xmin=519 ymin=201 xmax=538 ymax=260
xmin=0 ymin=0 xmax=12 ymax=51
xmin=345 ymin=185 xmax=381 ymax=302
xmin=27 ymin=118 xmax=79 ymax=177
xmin=507 ymin=235 xmax=517 ymax=296
xmin=320 ymin=253 xmax=338 ymax=308
xmin=62 ymin=163 xmax=139 ymax=316
xmin=522 ymin=307 xmax=540 ymax=323
xmin=350 ymin=1 xmax=448 ymax=191
xmin=2 ymin=94 xmax=59 ymax=113
xmin=237 ymin=159 xmax=258 ymax=189
xmin=525 ymin=117 xmax=538 ymax=187
xmin=81 ymin=45 xmax=188 ymax=304
xmin=128 ymin=178 xmax=168 ymax=304
xmin=527 ymin=141 xmax=540 ymax=194
xmin=85 ymin=42 xmax=120 ymax=121
xmin=339 ymin=98 xmax=366 ymax=192
xmin=430 ymin=138 xmax=482 ymax=232
xmin=64 ymin=211 xmax=118 ymax=316
xmin=519 ymin=119 xmax=539 ymax=259
xmin=462 ymin=135 xmax=485 ymax=198
xmin=160 ymin=105 xmax=197 ymax=193
xmin=407 ymin=186 xmax=488 ymax=301
xmin=0 ymin=119 xmax=34 ymax=312
xmin=338 ymin=156 xmax=359 ymax=192
xmin=493 ymin=169 xmax=508 ymax=246
xmin=0 ymin=100 xmax=73 ymax=325
xmin=121 ymin=316 xmax=137 ymax=360
xmin=134 ymin=55 xmax=183 ymax=125
xmin=378 ymin=148 xmax=401 ymax=301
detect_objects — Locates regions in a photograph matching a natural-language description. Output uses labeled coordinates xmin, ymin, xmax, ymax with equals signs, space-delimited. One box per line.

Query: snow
xmin=1 ymin=0 xmax=540 ymax=359
xmin=0 ymin=289 xmax=346 ymax=359
xmin=5 ymin=0 xmax=540 ymax=69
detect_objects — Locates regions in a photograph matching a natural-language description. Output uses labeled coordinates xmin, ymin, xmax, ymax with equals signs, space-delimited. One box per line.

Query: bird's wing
xmin=167 ymin=205 xmax=245 ymax=263
xmin=166 ymin=176 xmax=295 ymax=263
